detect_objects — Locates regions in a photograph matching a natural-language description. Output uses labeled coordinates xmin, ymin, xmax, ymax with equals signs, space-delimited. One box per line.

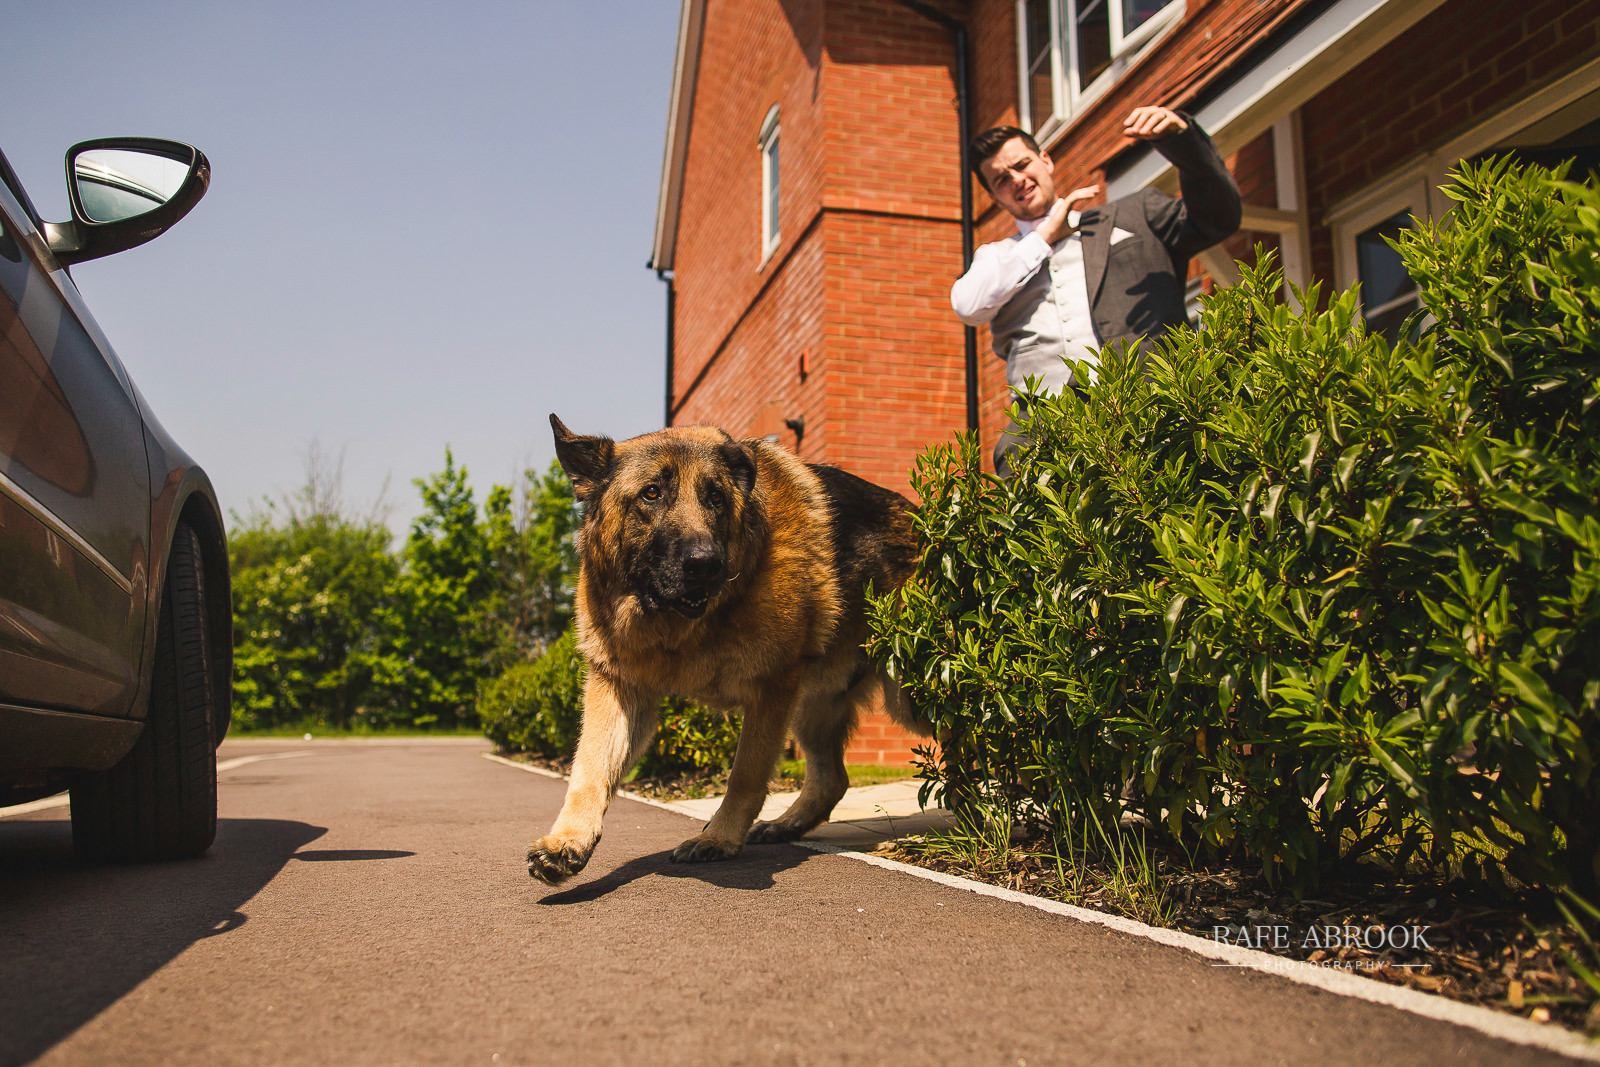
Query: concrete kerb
xmin=485 ymin=750 xmax=1600 ymax=1064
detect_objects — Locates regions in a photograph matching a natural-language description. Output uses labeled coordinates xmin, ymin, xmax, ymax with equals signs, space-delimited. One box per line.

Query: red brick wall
xmin=673 ymin=234 xmax=828 ymax=456
xmin=821 ymin=211 xmax=965 ymax=497
xmin=673 ymin=0 xmax=827 ymax=422
xmin=672 ymin=0 xmax=971 ymax=486
xmin=671 ymin=0 xmax=971 ymax=764
xmin=1301 ymin=0 xmax=1600 ymax=287
xmin=1217 ymin=129 xmax=1282 ymax=276
xmin=848 ymin=709 xmax=930 ymax=766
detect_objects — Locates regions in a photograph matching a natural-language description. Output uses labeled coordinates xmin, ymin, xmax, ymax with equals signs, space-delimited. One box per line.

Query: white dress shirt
xmin=950 ymin=199 xmax=1099 ymax=392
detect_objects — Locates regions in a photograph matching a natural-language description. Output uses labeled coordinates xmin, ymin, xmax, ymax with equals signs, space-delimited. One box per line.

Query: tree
xmin=482 ymin=460 xmax=581 ymax=666
xmin=373 ymin=449 xmax=496 ymax=728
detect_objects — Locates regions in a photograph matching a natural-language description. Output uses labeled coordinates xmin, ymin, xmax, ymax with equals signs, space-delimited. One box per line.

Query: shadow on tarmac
xmin=0 ymin=816 xmax=326 ymax=1067
xmin=536 ymin=841 xmax=815 ymax=905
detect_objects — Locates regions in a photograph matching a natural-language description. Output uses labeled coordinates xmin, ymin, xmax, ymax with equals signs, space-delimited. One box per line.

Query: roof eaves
xmin=650 ymin=0 xmax=706 ymax=272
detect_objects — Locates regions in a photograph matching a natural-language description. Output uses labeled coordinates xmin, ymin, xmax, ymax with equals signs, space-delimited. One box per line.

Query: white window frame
xmin=758 ymin=104 xmax=780 ymax=267
xmin=1330 ymin=168 xmax=1429 ymax=335
xmin=1330 ymin=168 xmax=1430 ymax=296
xmin=1016 ymin=0 xmax=1184 ymax=144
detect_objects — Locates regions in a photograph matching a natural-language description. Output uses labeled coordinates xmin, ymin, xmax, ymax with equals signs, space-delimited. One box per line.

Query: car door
xmin=0 ymin=164 xmax=150 ymax=717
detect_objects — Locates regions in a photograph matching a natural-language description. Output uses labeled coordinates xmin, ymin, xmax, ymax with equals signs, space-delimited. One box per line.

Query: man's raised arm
xmin=1125 ymin=106 xmax=1242 ymax=259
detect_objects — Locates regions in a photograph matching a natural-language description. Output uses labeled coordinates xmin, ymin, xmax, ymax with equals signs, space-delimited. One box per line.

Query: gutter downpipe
xmin=894 ymin=0 xmax=977 ymax=431
xmin=657 ymin=267 xmax=675 ymax=427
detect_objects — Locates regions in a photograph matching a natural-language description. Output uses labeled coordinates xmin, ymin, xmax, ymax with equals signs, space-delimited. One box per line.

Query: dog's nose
xmin=681 ymin=544 xmax=724 ymax=583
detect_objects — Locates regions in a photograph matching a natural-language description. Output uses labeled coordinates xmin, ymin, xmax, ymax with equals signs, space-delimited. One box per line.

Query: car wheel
xmin=72 ymin=522 xmax=218 ymax=861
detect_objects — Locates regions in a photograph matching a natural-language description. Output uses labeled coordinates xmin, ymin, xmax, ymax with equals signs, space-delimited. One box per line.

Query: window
xmin=1330 ymin=61 xmax=1600 ymax=344
xmin=1016 ymin=0 xmax=1183 ymax=140
xmin=1354 ymin=210 xmax=1420 ymax=344
xmin=1331 ymin=172 xmax=1429 ymax=348
xmin=759 ymin=105 xmax=780 ymax=263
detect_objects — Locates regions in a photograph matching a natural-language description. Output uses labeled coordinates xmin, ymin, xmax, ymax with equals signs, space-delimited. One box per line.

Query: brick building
xmin=650 ymin=0 xmax=1600 ymax=763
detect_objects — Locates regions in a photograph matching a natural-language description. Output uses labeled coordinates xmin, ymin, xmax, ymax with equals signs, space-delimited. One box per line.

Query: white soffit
xmin=1107 ymin=0 xmax=1448 ymax=199
xmin=651 ymin=0 xmax=706 ymax=272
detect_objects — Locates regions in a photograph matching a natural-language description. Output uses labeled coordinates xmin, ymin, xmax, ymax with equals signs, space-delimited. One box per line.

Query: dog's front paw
xmin=527 ymin=834 xmax=596 ymax=884
xmin=747 ymin=818 xmax=807 ymax=844
xmin=670 ymin=833 xmax=743 ymax=864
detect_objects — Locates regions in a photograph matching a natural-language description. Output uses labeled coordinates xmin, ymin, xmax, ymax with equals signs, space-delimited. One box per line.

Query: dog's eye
xmin=706 ymin=488 xmax=725 ymax=509
xmin=641 ymin=484 xmax=661 ymax=502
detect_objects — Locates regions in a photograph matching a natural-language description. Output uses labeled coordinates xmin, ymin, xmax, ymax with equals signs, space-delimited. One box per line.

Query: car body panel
xmin=0 ymin=701 xmax=142 ymax=775
xmin=0 ymin=174 xmax=148 ymax=718
xmin=0 ymin=139 xmax=228 ymax=803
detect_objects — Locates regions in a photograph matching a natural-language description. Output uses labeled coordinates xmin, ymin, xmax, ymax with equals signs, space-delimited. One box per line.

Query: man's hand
xmin=1034 ymin=185 xmax=1100 ymax=245
xmin=1122 ymin=106 xmax=1188 ymax=141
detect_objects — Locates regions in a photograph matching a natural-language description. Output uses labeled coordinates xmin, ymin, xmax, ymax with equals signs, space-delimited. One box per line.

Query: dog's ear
xmin=550 ymin=414 xmax=615 ymax=501
xmin=720 ymin=438 xmax=757 ymax=496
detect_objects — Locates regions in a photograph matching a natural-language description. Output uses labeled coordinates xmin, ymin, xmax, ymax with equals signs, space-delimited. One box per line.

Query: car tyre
xmin=72 ymin=523 xmax=218 ymax=861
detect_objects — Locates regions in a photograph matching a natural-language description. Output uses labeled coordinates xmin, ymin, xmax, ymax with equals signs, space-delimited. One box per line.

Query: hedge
xmin=869 ymin=159 xmax=1600 ymax=893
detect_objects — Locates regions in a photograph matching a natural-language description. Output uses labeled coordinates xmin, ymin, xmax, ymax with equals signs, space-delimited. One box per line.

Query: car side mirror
xmin=43 ymin=138 xmax=209 ymax=267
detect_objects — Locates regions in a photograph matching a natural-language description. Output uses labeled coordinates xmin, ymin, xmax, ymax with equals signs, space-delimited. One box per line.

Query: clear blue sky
xmin=2 ymin=1 xmax=678 ymax=537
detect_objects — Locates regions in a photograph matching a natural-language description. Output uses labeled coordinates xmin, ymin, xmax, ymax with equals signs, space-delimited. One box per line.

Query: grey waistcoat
xmin=988 ymin=234 xmax=1101 ymax=393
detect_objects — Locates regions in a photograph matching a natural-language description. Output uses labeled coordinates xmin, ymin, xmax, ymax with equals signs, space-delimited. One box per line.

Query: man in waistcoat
xmin=952 ymin=106 xmax=1241 ymax=474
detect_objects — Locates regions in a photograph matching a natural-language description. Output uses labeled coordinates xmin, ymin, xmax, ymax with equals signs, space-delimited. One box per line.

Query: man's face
xmin=979 ymin=138 xmax=1056 ymax=221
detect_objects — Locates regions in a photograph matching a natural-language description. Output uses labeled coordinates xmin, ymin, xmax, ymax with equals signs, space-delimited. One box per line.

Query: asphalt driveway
xmin=0 ymin=739 xmax=1581 ymax=1065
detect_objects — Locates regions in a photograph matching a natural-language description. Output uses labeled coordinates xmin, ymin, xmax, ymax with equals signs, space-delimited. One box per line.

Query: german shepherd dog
xmin=526 ymin=415 xmax=928 ymax=884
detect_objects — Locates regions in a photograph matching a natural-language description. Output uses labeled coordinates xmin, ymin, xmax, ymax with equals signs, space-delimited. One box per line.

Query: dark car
xmin=1 ymin=138 xmax=231 ymax=860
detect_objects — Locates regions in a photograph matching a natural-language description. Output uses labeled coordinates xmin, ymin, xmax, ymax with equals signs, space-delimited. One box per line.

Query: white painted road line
xmin=482 ymin=751 xmax=708 ymax=818
xmin=0 ymin=751 xmax=316 ymax=820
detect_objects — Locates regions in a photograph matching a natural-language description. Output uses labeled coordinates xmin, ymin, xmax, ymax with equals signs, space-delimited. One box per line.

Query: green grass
xmin=892 ymin=806 xmax=1176 ymax=928
xmin=777 ymin=760 xmax=919 ymax=790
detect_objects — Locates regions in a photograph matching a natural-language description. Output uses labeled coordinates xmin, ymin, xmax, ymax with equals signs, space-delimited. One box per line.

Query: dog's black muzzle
xmin=640 ymin=540 xmax=726 ymax=619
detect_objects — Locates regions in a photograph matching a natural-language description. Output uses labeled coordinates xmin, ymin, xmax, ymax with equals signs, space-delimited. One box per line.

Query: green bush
xmin=479 ymin=626 xmax=741 ymax=776
xmin=479 ymin=628 xmax=585 ymax=755
xmin=635 ymin=698 xmax=743 ymax=779
xmin=870 ymin=159 xmax=1599 ymax=894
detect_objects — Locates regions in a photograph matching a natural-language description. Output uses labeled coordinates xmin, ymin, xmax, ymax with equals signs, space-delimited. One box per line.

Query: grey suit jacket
xmin=1076 ymin=118 xmax=1242 ymax=356
xmin=990 ymin=119 xmax=1241 ymax=474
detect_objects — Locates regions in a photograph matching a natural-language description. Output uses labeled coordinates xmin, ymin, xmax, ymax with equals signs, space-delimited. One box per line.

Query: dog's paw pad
xmin=526 ymin=839 xmax=590 ymax=884
xmin=670 ymin=835 xmax=742 ymax=864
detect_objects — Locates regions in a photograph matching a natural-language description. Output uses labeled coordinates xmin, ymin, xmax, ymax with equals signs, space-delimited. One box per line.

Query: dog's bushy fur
xmin=527 ymin=415 xmax=927 ymax=884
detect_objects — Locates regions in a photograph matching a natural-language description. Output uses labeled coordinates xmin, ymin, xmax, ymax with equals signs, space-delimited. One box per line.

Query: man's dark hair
xmin=970 ymin=126 xmax=1042 ymax=190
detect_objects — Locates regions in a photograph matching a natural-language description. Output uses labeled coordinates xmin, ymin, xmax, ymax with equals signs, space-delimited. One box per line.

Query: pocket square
xmin=1110 ymin=227 xmax=1136 ymax=245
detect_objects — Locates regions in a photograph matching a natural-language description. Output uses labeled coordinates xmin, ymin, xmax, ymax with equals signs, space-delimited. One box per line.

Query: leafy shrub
xmin=478 ymin=629 xmax=585 ymax=755
xmin=479 ymin=626 xmax=741 ymax=776
xmin=635 ymin=698 xmax=743 ymax=779
xmin=232 ymin=453 xmax=579 ymax=732
xmin=230 ymin=509 xmax=397 ymax=731
xmin=870 ymin=159 xmax=1600 ymax=894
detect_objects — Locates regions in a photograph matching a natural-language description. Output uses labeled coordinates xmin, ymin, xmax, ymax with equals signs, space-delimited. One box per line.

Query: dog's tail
xmin=848 ymin=668 xmax=931 ymax=737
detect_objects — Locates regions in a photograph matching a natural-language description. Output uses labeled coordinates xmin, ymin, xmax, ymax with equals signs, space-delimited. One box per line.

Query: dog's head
xmin=551 ymin=414 xmax=759 ymax=620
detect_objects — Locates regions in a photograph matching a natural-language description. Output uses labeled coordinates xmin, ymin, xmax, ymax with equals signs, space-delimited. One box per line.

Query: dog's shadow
xmin=536 ymin=842 xmax=814 ymax=905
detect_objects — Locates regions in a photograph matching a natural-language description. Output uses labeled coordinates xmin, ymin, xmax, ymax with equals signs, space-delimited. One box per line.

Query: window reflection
xmin=1355 ymin=210 xmax=1419 ymax=345
xmin=1076 ymin=0 xmax=1111 ymax=87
